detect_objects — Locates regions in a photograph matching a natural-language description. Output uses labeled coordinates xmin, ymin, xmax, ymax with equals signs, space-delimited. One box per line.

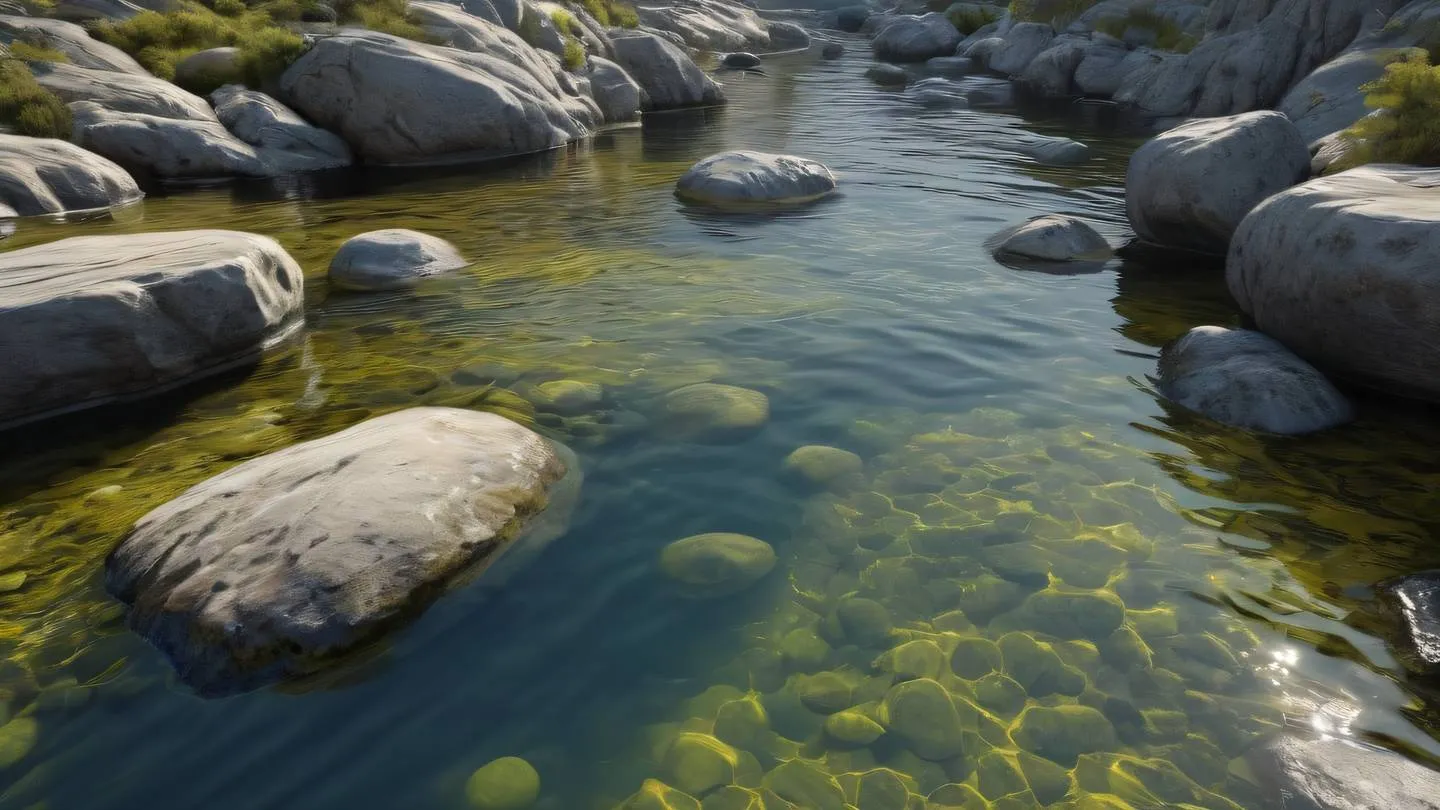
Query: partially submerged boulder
xmin=1227 ymin=166 xmax=1440 ymax=402
xmin=610 ymin=30 xmax=725 ymax=110
xmin=1156 ymin=326 xmax=1353 ymax=434
xmin=586 ymin=57 xmax=643 ymax=123
xmin=70 ymin=102 xmax=271 ymax=179
xmin=676 ymin=151 xmax=836 ymax=207
xmin=659 ymin=533 xmax=777 ymax=596
xmin=1379 ymin=572 xmax=1440 ymax=677
xmin=106 ymin=407 xmax=575 ymax=695
xmin=279 ymin=31 xmax=598 ymax=164
xmin=0 ymin=133 xmax=141 ymax=216
xmin=989 ymin=214 xmax=1110 ymax=263
xmin=1127 ymin=111 xmax=1310 ymax=254
xmin=1247 ymin=734 xmax=1440 ymax=810
xmin=0 ymin=230 xmax=303 ymax=427
xmin=328 ymin=229 xmax=467 ymax=291
xmin=871 ymin=13 xmax=960 ymax=62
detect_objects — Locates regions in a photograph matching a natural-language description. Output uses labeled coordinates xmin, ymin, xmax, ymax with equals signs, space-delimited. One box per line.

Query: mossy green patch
xmin=1012 ymin=705 xmax=1117 ymax=767
xmin=854 ymin=768 xmax=909 ymax=810
xmin=826 ymin=597 xmax=892 ymax=648
xmin=660 ymin=533 xmax=776 ymax=597
xmin=761 ymin=760 xmax=845 ymax=810
xmin=0 ymin=60 xmax=71 ymax=139
xmin=466 ymin=756 xmax=540 ymax=810
xmin=663 ymin=732 xmax=739 ymax=796
xmin=824 ymin=709 xmax=886 ymax=746
xmin=880 ymin=639 xmax=945 ymax=682
xmin=617 ymin=779 xmax=702 ymax=810
xmin=881 ymin=678 xmax=966 ymax=761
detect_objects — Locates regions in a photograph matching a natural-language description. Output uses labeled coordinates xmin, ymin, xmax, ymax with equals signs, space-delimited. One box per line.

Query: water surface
xmin=3 ymin=39 xmax=1440 ymax=810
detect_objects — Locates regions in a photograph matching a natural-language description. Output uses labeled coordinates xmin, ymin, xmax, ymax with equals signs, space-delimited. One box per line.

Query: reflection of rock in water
xmin=1110 ymin=256 xmax=1236 ymax=350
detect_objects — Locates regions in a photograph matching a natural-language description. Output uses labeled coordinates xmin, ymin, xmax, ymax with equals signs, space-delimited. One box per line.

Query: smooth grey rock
xmin=835 ymin=4 xmax=869 ymax=32
xmin=105 ymin=407 xmax=574 ymax=695
xmin=211 ymin=85 xmax=352 ymax=172
xmin=905 ymin=76 xmax=969 ymax=106
xmin=1248 ymin=735 xmax=1440 ymax=810
xmin=517 ymin=0 xmax=568 ymax=57
xmin=1157 ymin=326 xmax=1352 ymax=434
xmin=720 ymin=51 xmax=763 ymax=69
xmin=821 ymin=41 xmax=844 ymax=58
xmin=872 ymin=13 xmax=960 ymax=62
xmin=978 ymin=21 xmax=1053 ymax=75
xmin=329 ymin=229 xmax=467 ymax=291
xmin=490 ymin=0 xmax=522 ymax=31
xmin=1017 ymin=37 xmax=1085 ymax=95
xmin=1380 ymin=571 xmax=1440 ymax=677
xmin=864 ymin=62 xmax=909 ymax=86
xmin=767 ymin=20 xmax=810 ymax=49
xmin=280 ymin=31 xmax=597 ymax=164
xmin=611 ymin=30 xmax=725 ymax=110
xmin=1020 ymin=135 xmax=1089 ymax=165
xmin=637 ymin=0 xmax=772 ymax=51
xmin=990 ymin=214 xmax=1110 ymax=262
xmin=0 ymin=15 xmax=145 ymax=73
xmin=32 ymin=61 xmax=216 ymax=121
xmin=587 ymin=56 xmax=642 ymax=122
xmin=0 ymin=230 xmax=303 ymax=427
xmin=676 ymin=150 xmax=836 ymax=206
xmin=49 ymin=0 xmax=142 ymax=20
xmin=71 ymin=102 xmax=270 ymax=179
xmin=1127 ymin=111 xmax=1310 ymax=254
xmin=0 ymin=133 xmax=141 ymax=215
xmin=173 ymin=46 xmax=240 ymax=90
xmin=925 ymin=55 xmax=973 ymax=73
xmin=1279 ymin=0 xmax=1440 ymax=145
xmin=1074 ymin=41 xmax=1157 ymax=97
xmin=1227 ymin=166 xmax=1440 ymax=402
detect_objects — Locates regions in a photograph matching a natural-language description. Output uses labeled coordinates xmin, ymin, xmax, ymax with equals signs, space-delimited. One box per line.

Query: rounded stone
xmin=1019 ymin=587 xmax=1126 ymax=640
xmin=989 ymin=214 xmax=1111 ymax=263
xmin=662 ymin=732 xmax=738 ymax=795
xmin=827 ymin=596 xmax=893 ymax=647
xmin=663 ymin=383 xmax=770 ymax=439
xmin=465 ymin=756 xmax=540 ymax=810
xmin=659 ymin=533 xmax=776 ymax=596
xmin=864 ymin=63 xmax=909 ymax=86
xmin=780 ymin=627 xmax=832 ymax=672
xmin=949 ymin=636 xmax=1002 ymax=680
xmin=798 ymin=671 xmax=853 ymax=714
xmin=783 ymin=445 xmax=863 ymax=488
xmin=713 ymin=696 xmax=768 ymax=749
xmin=1012 ymin=705 xmax=1117 ymax=767
xmin=824 ymin=710 xmax=885 ymax=745
xmin=719 ymin=52 xmax=762 ymax=70
xmin=173 ymin=47 xmax=240 ymax=91
xmin=762 ymin=759 xmax=846 ymax=810
xmin=676 ymin=151 xmax=837 ymax=207
xmin=822 ymin=42 xmax=845 ymax=59
xmin=881 ymin=677 xmax=966 ymax=761
xmin=973 ymin=672 xmax=1027 ymax=717
xmin=881 ymin=639 xmax=945 ymax=681
xmin=329 ymin=229 xmax=467 ymax=291
xmin=531 ymin=379 xmax=605 ymax=416
xmin=856 ymin=768 xmax=909 ymax=810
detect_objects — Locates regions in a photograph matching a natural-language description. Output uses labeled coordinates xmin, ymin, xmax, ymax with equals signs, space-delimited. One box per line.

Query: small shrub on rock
xmin=0 ymin=59 xmax=73 ymax=139
xmin=1338 ymin=50 xmax=1440 ymax=169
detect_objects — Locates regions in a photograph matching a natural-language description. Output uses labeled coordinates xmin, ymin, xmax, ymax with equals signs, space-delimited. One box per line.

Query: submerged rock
xmin=676 ymin=151 xmax=837 ymax=206
xmin=611 ymin=31 xmax=726 ymax=111
xmin=865 ymin=63 xmax=910 ymax=86
xmin=825 ymin=710 xmax=885 ymax=745
xmin=615 ymin=779 xmax=701 ymax=810
xmin=663 ymin=382 xmax=770 ymax=439
xmin=1248 ymin=734 xmax=1440 ymax=810
xmin=720 ymin=52 xmax=762 ymax=70
xmin=1127 ymin=111 xmax=1310 ymax=255
xmin=280 ymin=31 xmax=598 ymax=164
xmin=1380 ymin=571 xmax=1440 ymax=677
xmin=1013 ymin=705 xmax=1117 ymax=767
xmin=989 ymin=214 xmax=1110 ymax=263
xmin=782 ymin=445 xmax=863 ymax=488
xmin=106 ymin=407 xmax=574 ymax=695
xmin=0 ymin=133 xmax=141 ymax=216
xmin=821 ymin=42 xmax=844 ymax=59
xmin=663 ymin=732 xmax=738 ymax=795
xmin=466 ymin=757 xmax=540 ymax=810
xmin=1019 ymin=135 xmax=1090 ymax=166
xmin=1227 ymin=166 xmax=1440 ymax=403
xmin=835 ymin=4 xmax=869 ymax=32
xmin=882 ymin=678 xmax=965 ymax=760
xmin=0 ymin=230 xmax=303 ymax=428
xmin=659 ymin=533 xmax=776 ymax=596
xmin=871 ymin=13 xmax=961 ymax=62
xmin=1157 ymin=326 xmax=1353 ymax=434
xmin=329 ymin=229 xmax=468 ymax=291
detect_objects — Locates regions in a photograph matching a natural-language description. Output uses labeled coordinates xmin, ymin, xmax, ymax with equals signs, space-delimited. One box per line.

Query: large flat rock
xmin=0 ymin=133 xmax=141 ymax=216
xmin=0 ymin=230 xmax=303 ymax=427
xmin=31 ymin=61 xmax=217 ymax=121
xmin=0 ymin=15 xmax=146 ymax=74
xmin=1227 ymin=166 xmax=1440 ymax=402
xmin=105 ymin=407 xmax=575 ymax=695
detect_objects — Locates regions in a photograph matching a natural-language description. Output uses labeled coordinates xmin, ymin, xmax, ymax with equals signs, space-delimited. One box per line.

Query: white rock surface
xmin=0 ymin=230 xmax=304 ymax=427
xmin=211 ymin=85 xmax=353 ymax=172
xmin=610 ymin=30 xmax=725 ymax=110
xmin=1157 ymin=326 xmax=1352 ymax=434
xmin=279 ymin=30 xmax=598 ymax=164
xmin=587 ymin=56 xmax=643 ymax=123
xmin=1126 ymin=111 xmax=1310 ymax=254
xmin=0 ymin=15 xmax=145 ymax=73
xmin=0 ymin=133 xmax=141 ymax=215
xmin=31 ymin=61 xmax=217 ymax=121
xmin=1227 ymin=165 xmax=1440 ymax=402
xmin=71 ymin=102 xmax=271 ymax=179
xmin=106 ymin=407 xmax=574 ymax=695
xmin=636 ymin=0 xmax=772 ymax=51
xmin=676 ymin=150 xmax=837 ymax=206
xmin=329 ymin=229 xmax=468 ymax=291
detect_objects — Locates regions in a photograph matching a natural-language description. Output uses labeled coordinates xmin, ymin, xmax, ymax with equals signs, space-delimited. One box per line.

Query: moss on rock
xmin=1017 ymin=587 xmax=1126 ymax=640
xmin=880 ymin=639 xmax=945 ymax=682
xmin=998 ymin=632 xmax=1085 ymax=697
xmin=762 ymin=759 xmax=845 ymax=810
xmin=1012 ymin=705 xmax=1118 ymax=767
xmin=783 ymin=445 xmax=863 ymax=489
xmin=465 ymin=756 xmax=540 ymax=810
xmin=660 ymin=533 xmax=776 ymax=596
xmin=663 ymin=732 xmax=740 ymax=795
xmin=714 ymin=696 xmax=769 ymax=750
xmin=973 ymin=672 xmax=1027 ymax=717
xmin=881 ymin=677 xmax=966 ymax=761
xmin=824 ymin=709 xmax=886 ymax=746
xmin=664 ymin=383 xmax=769 ymax=440
xmin=949 ymin=636 xmax=1003 ymax=680
xmin=826 ymin=597 xmax=893 ymax=647
xmin=854 ymin=767 xmax=910 ymax=810
xmin=617 ymin=779 xmax=703 ymax=810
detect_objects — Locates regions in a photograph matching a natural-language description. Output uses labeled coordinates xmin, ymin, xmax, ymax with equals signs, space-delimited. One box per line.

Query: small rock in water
xmin=1020 ymin=135 xmax=1090 ymax=166
xmin=989 ymin=214 xmax=1110 ymax=263
xmin=1156 ymin=326 xmax=1353 ymax=435
xmin=328 ymin=228 xmax=467 ymax=291
xmin=865 ymin=63 xmax=909 ymax=86
xmin=676 ymin=151 xmax=836 ymax=207
xmin=924 ymin=56 xmax=972 ymax=74
xmin=1380 ymin=572 xmax=1440 ymax=676
xmin=821 ymin=42 xmax=844 ymax=59
xmin=466 ymin=757 xmax=540 ymax=810
xmin=719 ymin=52 xmax=762 ymax=70
xmin=783 ymin=445 xmax=863 ymax=489
xmin=906 ymin=76 xmax=969 ymax=107
xmin=660 ymin=532 xmax=777 ymax=596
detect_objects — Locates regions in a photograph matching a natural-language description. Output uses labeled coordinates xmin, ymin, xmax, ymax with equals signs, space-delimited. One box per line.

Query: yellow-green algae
xmin=466 ymin=756 xmax=541 ymax=810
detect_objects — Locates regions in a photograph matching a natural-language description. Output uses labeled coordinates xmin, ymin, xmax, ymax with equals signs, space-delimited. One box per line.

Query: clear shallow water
xmin=3 ymin=39 xmax=1440 ymax=810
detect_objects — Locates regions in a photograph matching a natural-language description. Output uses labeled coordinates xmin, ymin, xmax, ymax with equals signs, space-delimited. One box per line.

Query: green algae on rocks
xmin=466 ymin=757 xmax=541 ymax=810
